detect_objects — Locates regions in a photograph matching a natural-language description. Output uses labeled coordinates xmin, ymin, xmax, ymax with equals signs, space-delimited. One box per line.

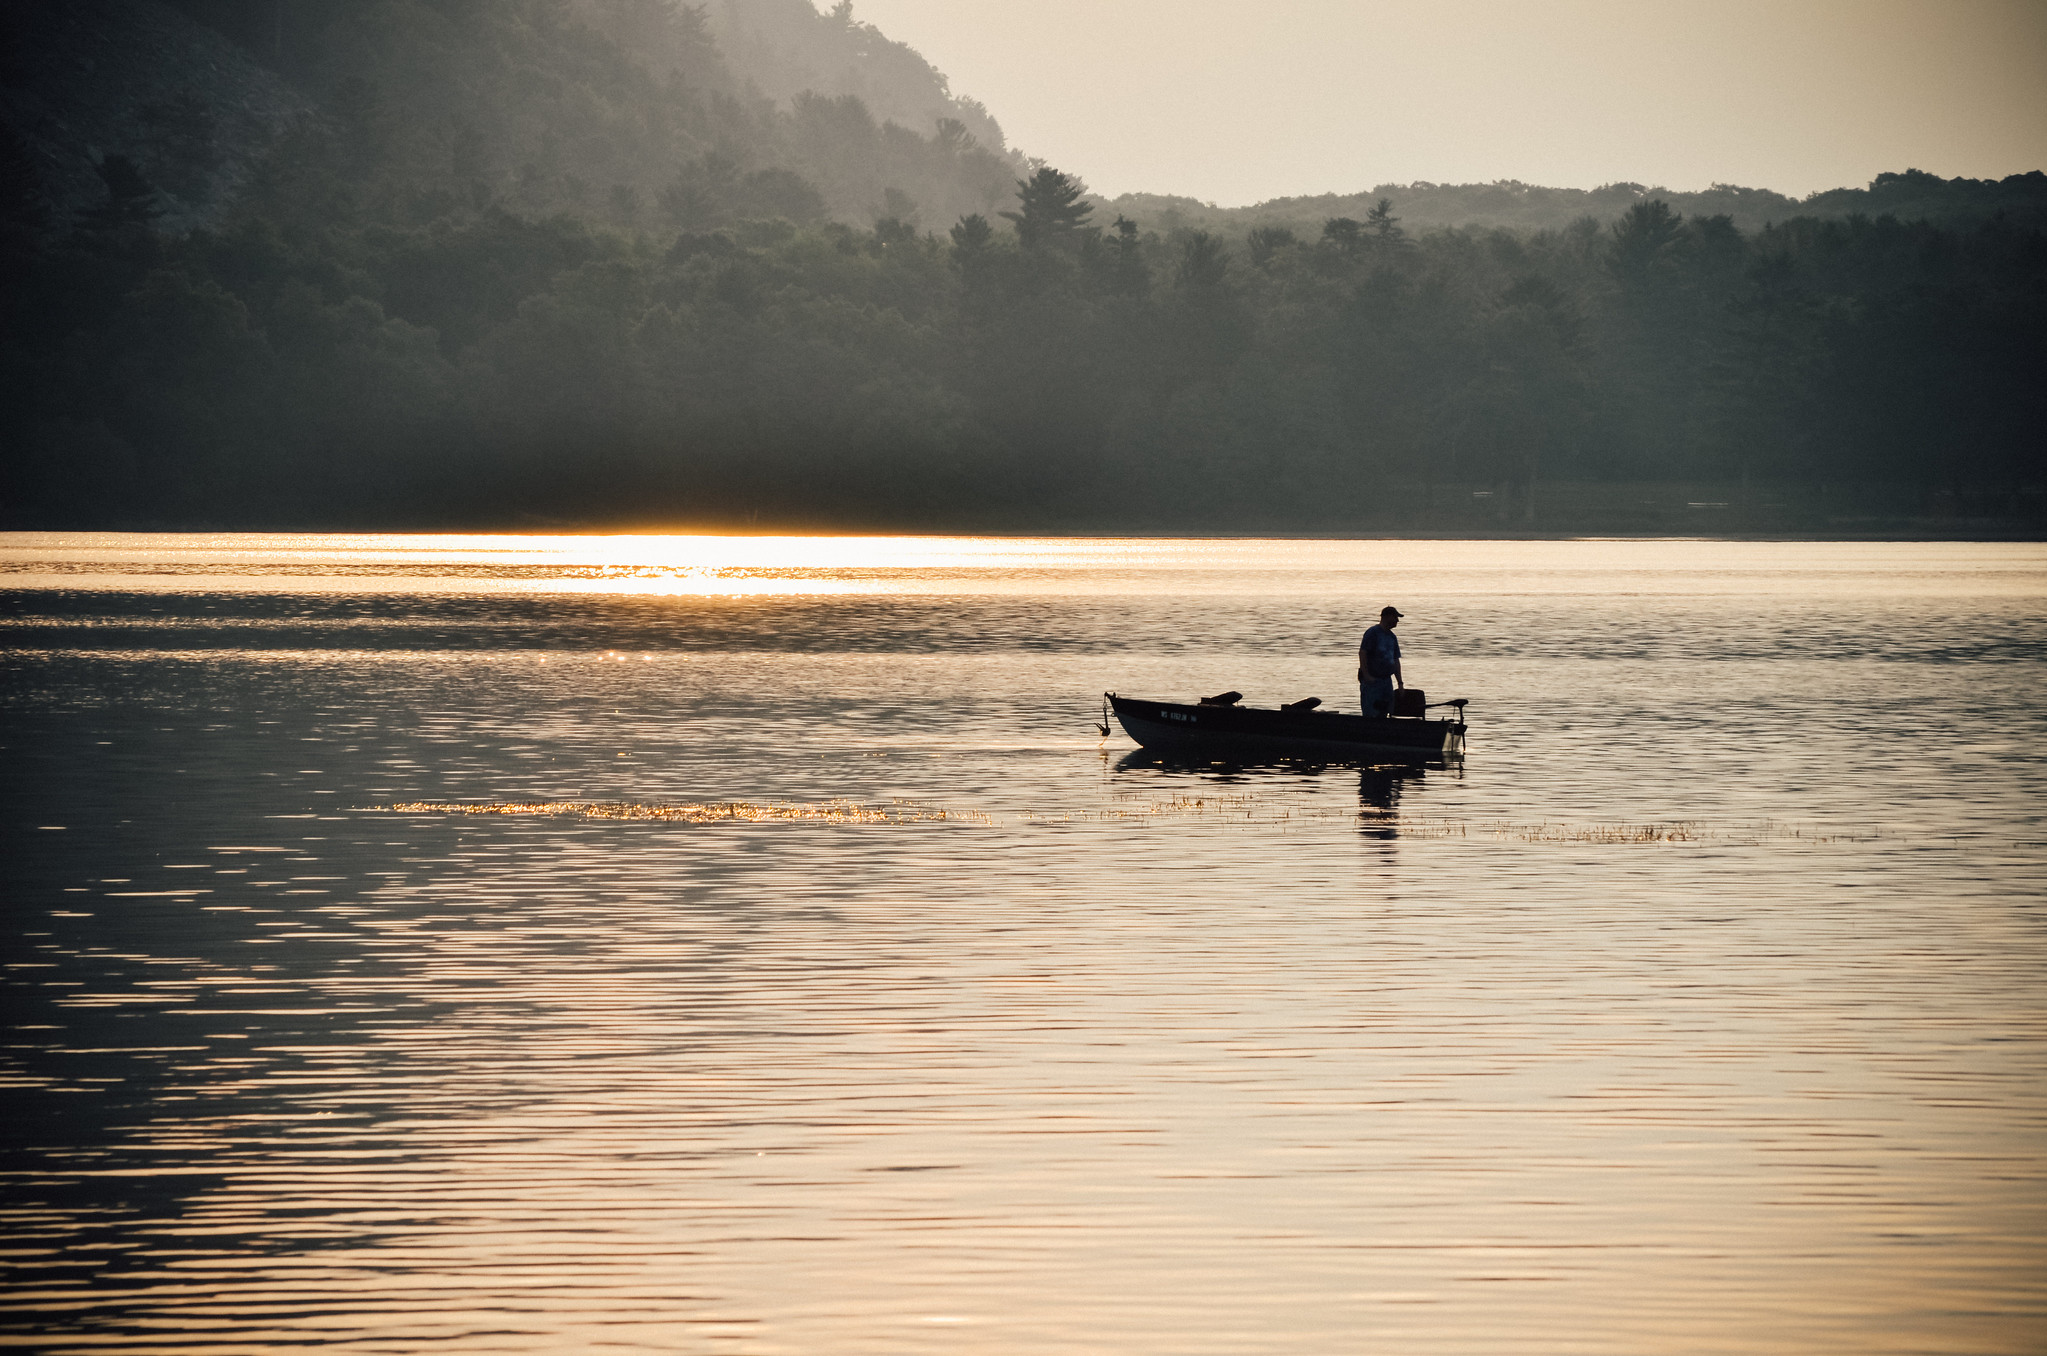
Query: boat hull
xmin=1109 ymin=694 xmax=1464 ymax=761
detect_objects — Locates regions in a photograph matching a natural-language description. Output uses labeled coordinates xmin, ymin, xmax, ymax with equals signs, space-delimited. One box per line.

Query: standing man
xmin=1359 ymin=606 xmax=1403 ymax=717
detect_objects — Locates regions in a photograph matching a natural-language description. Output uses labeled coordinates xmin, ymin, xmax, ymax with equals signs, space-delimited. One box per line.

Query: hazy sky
xmin=845 ymin=0 xmax=2047 ymax=205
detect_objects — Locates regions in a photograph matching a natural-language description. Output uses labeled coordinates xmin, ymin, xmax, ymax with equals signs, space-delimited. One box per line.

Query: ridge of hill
xmin=1108 ymin=169 xmax=2047 ymax=238
xmin=707 ymin=0 xmax=1011 ymax=181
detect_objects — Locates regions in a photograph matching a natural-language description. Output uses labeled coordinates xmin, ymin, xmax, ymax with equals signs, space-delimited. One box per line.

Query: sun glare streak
xmin=0 ymin=531 xmax=1173 ymax=571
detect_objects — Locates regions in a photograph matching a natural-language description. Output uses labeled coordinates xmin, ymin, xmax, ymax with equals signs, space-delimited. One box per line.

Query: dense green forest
xmin=3 ymin=0 xmax=2043 ymax=531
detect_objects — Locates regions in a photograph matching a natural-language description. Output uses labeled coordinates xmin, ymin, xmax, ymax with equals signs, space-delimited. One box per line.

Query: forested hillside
xmin=5 ymin=0 xmax=1022 ymax=236
xmin=3 ymin=0 xmax=2043 ymax=531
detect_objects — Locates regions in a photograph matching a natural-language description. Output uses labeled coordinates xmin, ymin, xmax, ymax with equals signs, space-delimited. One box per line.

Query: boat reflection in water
xmin=1108 ymin=744 xmax=1456 ymax=841
xmin=1358 ymin=762 xmax=1435 ymax=838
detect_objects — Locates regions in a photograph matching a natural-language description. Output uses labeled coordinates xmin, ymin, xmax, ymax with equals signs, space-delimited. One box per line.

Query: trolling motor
xmin=1427 ymin=697 xmax=1471 ymax=755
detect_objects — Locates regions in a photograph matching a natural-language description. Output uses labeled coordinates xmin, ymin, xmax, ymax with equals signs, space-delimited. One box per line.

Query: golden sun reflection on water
xmin=0 ymin=532 xmax=1175 ymax=596
xmin=1 ymin=532 xmax=2042 ymax=599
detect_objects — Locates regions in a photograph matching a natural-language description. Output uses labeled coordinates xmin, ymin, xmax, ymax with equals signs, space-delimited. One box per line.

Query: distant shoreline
xmin=14 ymin=481 xmax=2039 ymax=542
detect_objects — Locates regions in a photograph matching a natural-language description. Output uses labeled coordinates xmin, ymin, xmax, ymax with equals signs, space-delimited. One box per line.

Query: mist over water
xmin=3 ymin=536 xmax=2044 ymax=1354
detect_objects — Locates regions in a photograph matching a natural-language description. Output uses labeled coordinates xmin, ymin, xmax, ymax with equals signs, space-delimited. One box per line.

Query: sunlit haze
xmin=847 ymin=0 xmax=2047 ymax=204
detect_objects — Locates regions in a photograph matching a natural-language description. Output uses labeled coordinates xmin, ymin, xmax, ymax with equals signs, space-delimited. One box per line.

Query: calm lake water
xmin=3 ymin=534 xmax=2044 ymax=1354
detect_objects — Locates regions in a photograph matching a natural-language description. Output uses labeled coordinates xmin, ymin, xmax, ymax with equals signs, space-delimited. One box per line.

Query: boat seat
xmin=1199 ymin=690 xmax=1243 ymax=706
xmin=1281 ymin=697 xmax=1321 ymax=712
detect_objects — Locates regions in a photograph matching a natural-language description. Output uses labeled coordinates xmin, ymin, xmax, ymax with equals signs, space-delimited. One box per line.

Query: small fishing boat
xmin=1104 ymin=691 xmax=1467 ymax=760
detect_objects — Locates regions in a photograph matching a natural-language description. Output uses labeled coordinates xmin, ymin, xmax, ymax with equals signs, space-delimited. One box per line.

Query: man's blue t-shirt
xmin=1360 ymin=623 xmax=1401 ymax=679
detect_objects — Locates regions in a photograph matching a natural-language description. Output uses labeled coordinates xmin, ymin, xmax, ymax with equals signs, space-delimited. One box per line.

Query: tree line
xmin=1109 ymin=167 xmax=2047 ymax=239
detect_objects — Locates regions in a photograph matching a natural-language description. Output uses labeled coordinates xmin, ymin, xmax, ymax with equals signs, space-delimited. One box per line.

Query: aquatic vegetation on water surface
xmin=387 ymin=797 xmax=1889 ymax=845
xmin=386 ymin=799 xmax=990 ymax=824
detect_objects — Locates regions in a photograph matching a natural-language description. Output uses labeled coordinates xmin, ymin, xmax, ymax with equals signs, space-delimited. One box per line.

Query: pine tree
xmin=1000 ymin=167 xmax=1093 ymax=250
xmin=1365 ymin=197 xmax=1403 ymax=242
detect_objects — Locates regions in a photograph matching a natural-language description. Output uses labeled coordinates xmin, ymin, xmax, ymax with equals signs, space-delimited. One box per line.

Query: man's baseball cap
xmin=1381 ymin=606 xmax=1403 ymax=618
